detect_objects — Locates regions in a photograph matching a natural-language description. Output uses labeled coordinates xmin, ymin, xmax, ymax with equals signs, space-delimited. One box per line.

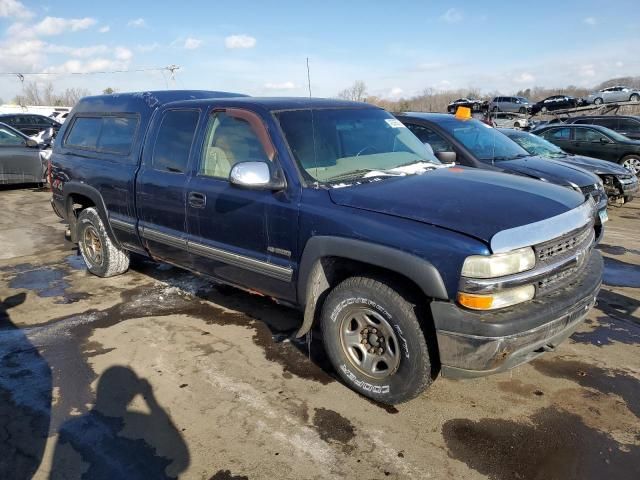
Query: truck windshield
xmin=276 ymin=108 xmax=440 ymax=184
xmin=446 ymin=120 xmax=530 ymax=161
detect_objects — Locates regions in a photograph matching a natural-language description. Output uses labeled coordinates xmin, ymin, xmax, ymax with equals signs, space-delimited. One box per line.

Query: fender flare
xmin=62 ymin=182 xmax=120 ymax=246
xmin=295 ymin=236 xmax=448 ymax=337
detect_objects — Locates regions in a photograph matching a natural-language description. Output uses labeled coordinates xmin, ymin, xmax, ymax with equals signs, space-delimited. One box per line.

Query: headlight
xmin=458 ymin=285 xmax=535 ymax=310
xmin=461 ymin=247 xmax=536 ymax=278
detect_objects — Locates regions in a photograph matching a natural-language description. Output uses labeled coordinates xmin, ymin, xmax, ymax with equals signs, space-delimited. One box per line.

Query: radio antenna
xmin=306 ymin=57 xmax=319 ymax=187
xmin=306 ymin=57 xmax=312 ymax=98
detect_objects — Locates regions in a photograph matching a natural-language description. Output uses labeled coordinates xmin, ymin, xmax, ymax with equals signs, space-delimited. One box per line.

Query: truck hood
xmin=496 ymin=155 xmax=599 ymax=187
xmin=328 ymin=167 xmax=585 ymax=244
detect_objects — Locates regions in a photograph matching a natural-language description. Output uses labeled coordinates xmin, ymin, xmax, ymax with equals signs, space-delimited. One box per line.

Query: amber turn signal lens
xmin=457 ymin=292 xmax=493 ymax=310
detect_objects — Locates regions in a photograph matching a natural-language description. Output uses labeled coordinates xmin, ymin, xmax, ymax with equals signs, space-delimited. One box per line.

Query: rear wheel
xmin=620 ymin=155 xmax=640 ymax=175
xmin=77 ymin=207 xmax=130 ymax=277
xmin=320 ymin=276 xmax=434 ymax=404
xmin=631 ymin=93 xmax=640 ymax=102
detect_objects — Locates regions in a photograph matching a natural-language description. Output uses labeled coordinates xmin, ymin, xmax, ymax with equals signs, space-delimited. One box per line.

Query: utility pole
xmin=166 ymin=65 xmax=180 ymax=89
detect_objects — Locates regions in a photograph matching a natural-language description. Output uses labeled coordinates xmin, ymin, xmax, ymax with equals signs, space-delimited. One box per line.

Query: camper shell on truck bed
xmin=51 ymin=91 xmax=603 ymax=404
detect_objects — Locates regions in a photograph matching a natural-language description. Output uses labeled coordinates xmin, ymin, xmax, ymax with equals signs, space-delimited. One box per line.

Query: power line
xmin=0 ymin=66 xmax=176 ymax=77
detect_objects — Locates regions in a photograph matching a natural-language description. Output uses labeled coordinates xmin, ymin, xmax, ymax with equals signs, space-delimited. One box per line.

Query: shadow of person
xmin=50 ymin=366 xmax=190 ymax=479
xmin=0 ymin=292 xmax=52 ymax=480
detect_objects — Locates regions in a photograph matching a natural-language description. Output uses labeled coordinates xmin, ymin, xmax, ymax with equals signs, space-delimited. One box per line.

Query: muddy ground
xmin=1 ymin=186 xmax=638 ymax=480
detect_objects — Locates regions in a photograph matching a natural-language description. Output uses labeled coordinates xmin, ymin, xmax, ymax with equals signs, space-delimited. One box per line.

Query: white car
xmin=489 ymin=112 xmax=528 ymax=130
xmin=586 ymin=86 xmax=640 ymax=105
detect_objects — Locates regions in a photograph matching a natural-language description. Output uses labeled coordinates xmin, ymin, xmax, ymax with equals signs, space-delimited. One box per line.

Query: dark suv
xmin=0 ymin=113 xmax=61 ymax=136
xmin=50 ymin=91 xmax=603 ymax=404
xmin=564 ymin=116 xmax=640 ymax=141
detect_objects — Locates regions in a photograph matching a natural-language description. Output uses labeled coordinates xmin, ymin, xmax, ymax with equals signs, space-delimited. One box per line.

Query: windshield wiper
xmin=326 ymin=169 xmax=377 ymax=183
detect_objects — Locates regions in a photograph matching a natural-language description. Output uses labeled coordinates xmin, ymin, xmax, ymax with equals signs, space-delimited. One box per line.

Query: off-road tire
xmin=320 ymin=276 xmax=434 ymax=404
xmin=77 ymin=207 xmax=129 ymax=277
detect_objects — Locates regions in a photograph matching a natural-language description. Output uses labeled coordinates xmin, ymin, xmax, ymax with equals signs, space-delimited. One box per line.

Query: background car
xmin=488 ymin=96 xmax=531 ymax=113
xmin=395 ymin=113 xmax=609 ymax=233
xmin=501 ymin=128 xmax=638 ymax=204
xmin=447 ymin=98 xmax=486 ymax=114
xmin=488 ymin=112 xmax=528 ymax=129
xmin=530 ymin=95 xmax=579 ymax=115
xmin=0 ymin=113 xmax=61 ymax=137
xmin=0 ymin=122 xmax=48 ymax=185
xmin=564 ymin=115 xmax=640 ymax=140
xmin=533 ymin=123 xmax=640 ymax=175
xmin=585 ymin=85 xmax=640 ymax=105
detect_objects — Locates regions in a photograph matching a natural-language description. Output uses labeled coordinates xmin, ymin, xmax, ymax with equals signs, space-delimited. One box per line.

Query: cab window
xmin=200 ymin=111 xmax=269 ymax=179
xmin=152 ymin=110 xmax=199 ymax=174
xmin=406 ymin=124 xmax=453 ymax=153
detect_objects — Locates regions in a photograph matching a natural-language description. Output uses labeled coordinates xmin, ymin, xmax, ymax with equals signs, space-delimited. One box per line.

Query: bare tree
xmin=12 ymin=81 xmax=90 ymax=106
xmin=337 ymin=81 xmax=368 ymax=102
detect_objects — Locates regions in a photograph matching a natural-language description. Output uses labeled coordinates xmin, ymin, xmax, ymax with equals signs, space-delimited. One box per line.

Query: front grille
xmin=537 ymin=265 xmax=579 ymax=292
xmin=535 ymin=224 xmax=594 ymax=263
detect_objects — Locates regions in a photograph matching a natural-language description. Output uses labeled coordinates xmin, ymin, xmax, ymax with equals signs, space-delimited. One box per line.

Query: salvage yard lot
xmin=1 ymin=186 xmax=639 ymax=480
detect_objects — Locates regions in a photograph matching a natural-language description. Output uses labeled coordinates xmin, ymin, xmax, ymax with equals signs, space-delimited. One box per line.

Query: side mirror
xmin=229 ymin=161 xmax=286 ymax=190
xmin=25 ymin=138 xmax=39 ymax=147
xmin=435 ymin=151 xmax=457 ymax=163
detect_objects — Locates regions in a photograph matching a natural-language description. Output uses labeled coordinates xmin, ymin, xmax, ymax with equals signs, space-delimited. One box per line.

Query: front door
xmin=136 ymin=108 xmax=200 ymax=266
xmin=185 ymin=108 xmax=297 ymax=301
xmin=0 ymin=125 xmax=42 ymax=183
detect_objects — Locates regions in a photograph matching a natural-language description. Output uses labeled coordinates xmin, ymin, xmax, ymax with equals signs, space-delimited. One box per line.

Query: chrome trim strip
xmin=110 ymin=217 xmax=136 ymax=233
xmin=140 ymin=227 xmax=292 ymax=282
xmin=490 ymin=198 xmax=595 ymax=254
xmin=188 ymin=240 xmax=293 ymax=282
xmin=141 ymin=228 xmax=187 ymax=249
xmin=460 ymin=250 xmax=586 ymax=294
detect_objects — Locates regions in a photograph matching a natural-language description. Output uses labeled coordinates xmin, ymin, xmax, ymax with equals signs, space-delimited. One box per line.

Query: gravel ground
xmin=1 ymin=186 xmax=638 ymax=480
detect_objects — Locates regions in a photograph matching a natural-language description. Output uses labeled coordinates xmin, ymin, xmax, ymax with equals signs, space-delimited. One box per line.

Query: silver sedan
xmin=586 ymin=85 xmax=640 ymax=105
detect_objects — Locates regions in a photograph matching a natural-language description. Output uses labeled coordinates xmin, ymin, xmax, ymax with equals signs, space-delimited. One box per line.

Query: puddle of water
xmin=532 ymin=357 xmax=640 ymax=418
xmin=571 ymin=316 xmax=640 ymax=347
xmin=442 ymin=407 xmax=640 ymax=480
xmin=598 ymin=244 xmax=640 ymax=256
xmin=9 ymin=267 xmax=68 ymax=298
xmin=603 ymin=257 xmax=640 ymax=288
xmin=65 ymin=254 xmax=87 ymax=271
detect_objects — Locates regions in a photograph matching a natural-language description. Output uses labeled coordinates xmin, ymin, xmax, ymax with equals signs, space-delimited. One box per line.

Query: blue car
xmin=50 ymin=91 xmax=603 ymax=404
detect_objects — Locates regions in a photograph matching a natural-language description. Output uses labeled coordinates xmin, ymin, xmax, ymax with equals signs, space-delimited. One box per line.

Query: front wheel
xmin=320 ymin=276 xmax=435 ymax=404
xmin=620 ymin=155 xmax=640 ymax=175
xmin=594 ymin=97 xmax=604 ymax=105
xmin=77 ymin=207 xmax=130 ymax=277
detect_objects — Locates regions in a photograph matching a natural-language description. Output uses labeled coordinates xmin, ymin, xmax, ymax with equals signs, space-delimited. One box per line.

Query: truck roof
xmin=72 ymin=90 xmax=248 ymax=114
xmin=164 ymin=96 xmax=376 ymax=111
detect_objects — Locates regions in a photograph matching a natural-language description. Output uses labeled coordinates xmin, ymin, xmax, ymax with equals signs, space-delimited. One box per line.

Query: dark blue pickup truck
xmin=51 ymin=91 xmax=603 ymax=404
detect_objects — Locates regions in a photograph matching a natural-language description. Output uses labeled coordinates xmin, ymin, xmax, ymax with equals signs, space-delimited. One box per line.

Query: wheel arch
xmin=295 ymin=236 xmax=448 ymax=338
xmin=63 ymin=182 xmax=120 ymax=246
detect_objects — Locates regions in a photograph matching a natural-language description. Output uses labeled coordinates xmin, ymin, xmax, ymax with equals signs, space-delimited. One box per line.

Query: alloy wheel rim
xmin=623 ymin=157 xmax=640 ymax=175
xmin=339 ymin=306 xmax=401 ymax=379
xmin=82 ymin=226 xmax=103 ymax=266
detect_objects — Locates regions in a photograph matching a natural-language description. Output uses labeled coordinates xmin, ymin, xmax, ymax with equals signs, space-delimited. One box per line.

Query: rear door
xmin=185 ymin=107 xmax=296 ymax=300
xmin=0 ymin=125 xmax=42 ymax=183
xmin=136 ymin=108 xmax=200 ymax=266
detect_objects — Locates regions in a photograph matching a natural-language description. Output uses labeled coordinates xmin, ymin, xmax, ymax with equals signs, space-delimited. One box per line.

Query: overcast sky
xmin=1 ymin=0 xmax=639 ymax=102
